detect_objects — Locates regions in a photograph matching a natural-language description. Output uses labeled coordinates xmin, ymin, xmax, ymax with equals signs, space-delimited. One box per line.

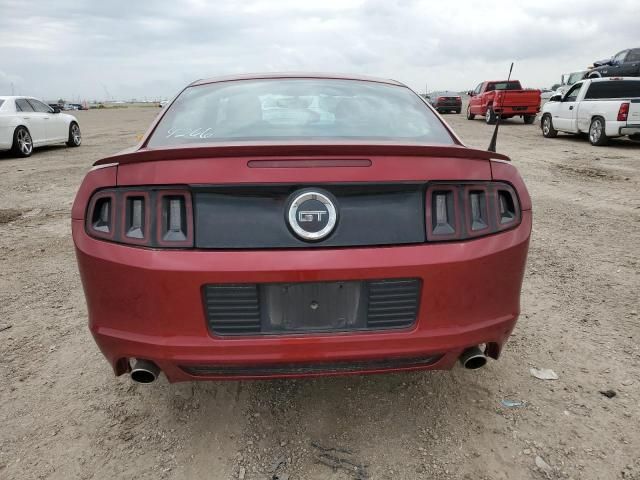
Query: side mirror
xmin=467 ymin=91 xmax=475 ymax=97
xmin=549 ymin=94 xmax=562 ymax=102
xmin=52 ymin=106 xmax=61 ymax=113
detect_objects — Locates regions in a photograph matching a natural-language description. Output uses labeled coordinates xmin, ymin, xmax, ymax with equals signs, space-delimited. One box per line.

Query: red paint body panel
xmin=74 ymin=211 xmax=530 ymax=381
xmin=73 ymin=154 xmax=531 ymax=382
xmin=469 ymin=80 xmax=541 ymax=116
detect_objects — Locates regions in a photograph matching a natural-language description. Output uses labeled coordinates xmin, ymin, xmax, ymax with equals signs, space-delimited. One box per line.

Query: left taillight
xmin=617 ymin=102 xmax=629 ymax=122
xmin=426 ymin=182 xmax=521 ymax=241
xmin=86 ymin=187 xmax=193 ymax=248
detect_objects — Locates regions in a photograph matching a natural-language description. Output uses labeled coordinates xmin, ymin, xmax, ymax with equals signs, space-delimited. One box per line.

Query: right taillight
xmin=86 ymin=187 xmax=193 ymax=248
xmin=426 ymin=182 xmax=520 ymax=241
xmin=617 ymin=102 xmax=629 ymax=122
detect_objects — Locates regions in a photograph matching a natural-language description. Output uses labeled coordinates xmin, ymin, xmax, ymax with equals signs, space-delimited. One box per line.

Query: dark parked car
xmin=427 ymin=91 xmax=462 ymax=113
xmin=588 ymin=48 xmax=640 ymax=78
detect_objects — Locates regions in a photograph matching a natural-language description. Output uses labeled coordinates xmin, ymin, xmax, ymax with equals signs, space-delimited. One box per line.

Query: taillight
xmin=86 ymin=191 xmax=115 ymax=240
xmin=426 ymin=182 xmax=520 ymax=241
xmin=86 ymin=187 xmax=193 ymax=248
xmin=617 ymin=102 xmax=629 ymax=122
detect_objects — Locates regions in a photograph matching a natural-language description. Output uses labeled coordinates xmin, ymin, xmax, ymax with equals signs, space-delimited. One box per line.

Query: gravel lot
xmin=1 ymin=105 xmax=639 ymax=480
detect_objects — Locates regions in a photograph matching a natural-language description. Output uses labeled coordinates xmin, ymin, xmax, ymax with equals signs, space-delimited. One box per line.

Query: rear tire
xmin=541 ymin=114 xmax=558 ymax=138
xmin=466 ymin=105 xmax=475 ymax=120
xmin=66 ymin=122 xmax=81 ymax=147
xmin=589 ymin=117 xmax=608 ymax=146
xmin=454 ymin=109 xmax=461 ymax=114
xmin=11 ymin=126 xmax=33 ymax=157
xmin=629 ymin=134 xmax=640 ymax=142
xmin=524 ymin=115 xmax=536 ymax=124
xmin=485 ymin=107 xmax=497 ymax=125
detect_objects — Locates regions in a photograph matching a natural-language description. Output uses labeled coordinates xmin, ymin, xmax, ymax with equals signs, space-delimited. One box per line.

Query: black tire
xmin=541 ymin=114 xmax=558 ymax=138
xmin=11 ymin=126 xmax=33 ymax=157
xmin=523 ymin=115 xmax=536 ymax=124
xmin=454 ymin=109 xmax=461 ymax=114
xmin=66 ymin=122 xmax=82 ymax=147
xmin=588 ymin=117 xmax=608 ymax=146
xmin=485 ymin=107 xmax=497 ymax=125
xmin=466 ymin=105 xmax=475 ymax=120
xmin=629 ymin=134 xmax=640 ymax=142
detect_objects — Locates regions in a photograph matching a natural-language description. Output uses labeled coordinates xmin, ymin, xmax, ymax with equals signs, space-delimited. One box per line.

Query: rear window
xmin=487 ymin=81 xmax=522 ymax=91
xmin=584 ymin=80 xmax=640 ymax=99
xmin=147 ymin=78 xmax=455 ymax=148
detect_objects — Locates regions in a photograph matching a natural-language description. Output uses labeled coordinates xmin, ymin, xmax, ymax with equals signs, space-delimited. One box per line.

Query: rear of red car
xmin=72 ymin=75 xmax=531 ymax=383
xmin=433 ymin=94 xmax=462 ymax=113
xmin=493 ymin=89 xmax=541 ymax=118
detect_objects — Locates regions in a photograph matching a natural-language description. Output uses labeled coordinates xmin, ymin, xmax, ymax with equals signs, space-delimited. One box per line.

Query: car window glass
xmin=564 ymin=83 xmax=582 ymax=102
xmin=147 ymin=78 xmax=456 ymax=147
xmin=15 ymin=99 xmax=35 ymax=112
xmin=491 ymin=81 xmax=521 ymax=91
xmin=627 ymin=49 xmax=640 ymax=62
xmin=567 ymin=72 xmax=584 ymax=84
xmin=614 ymin=51 xmax=627 ymax=64
xmin=584 ymin=80 xmax=640 ymax=99
xmin=474 ymin=84 xmax=482 ymax=94
xmin=27 ymin=99 xmax=52 ymax=113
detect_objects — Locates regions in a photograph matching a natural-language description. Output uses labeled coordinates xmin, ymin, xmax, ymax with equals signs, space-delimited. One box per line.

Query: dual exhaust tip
xmin=130 ymin=347 xmax=487 ymax=382
xmin=459 ymin=346 xmax=488 ymax=370
xmin=130 ymin=359 xmax=160 ymax=384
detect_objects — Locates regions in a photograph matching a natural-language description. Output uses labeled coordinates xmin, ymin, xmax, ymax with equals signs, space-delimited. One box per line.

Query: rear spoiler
xmin=94 ymin=142 xmax=511 ymax=166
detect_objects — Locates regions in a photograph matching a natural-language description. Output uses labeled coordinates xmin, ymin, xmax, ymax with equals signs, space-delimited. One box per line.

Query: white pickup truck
xmin=541 ymin=77 xmax=640 ymax=146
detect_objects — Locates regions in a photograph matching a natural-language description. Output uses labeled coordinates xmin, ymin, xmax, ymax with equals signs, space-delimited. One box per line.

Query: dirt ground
xmin=1 ymin=105 xmax=638 ymax=480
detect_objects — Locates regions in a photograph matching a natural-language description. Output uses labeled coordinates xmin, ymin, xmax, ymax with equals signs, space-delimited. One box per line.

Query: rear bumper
xmin=494 ymin=106 xmax=539 ymax=115
xmin=620 ymin=126 xmax=640 ymax=135
xmin=73 ymin=211 xmax=531 ymax=381
xmin=435 ymin=103 xmax=461 ymax=110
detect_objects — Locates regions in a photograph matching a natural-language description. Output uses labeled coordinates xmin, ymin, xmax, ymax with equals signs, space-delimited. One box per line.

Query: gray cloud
xmin=0 ymin=0 xmax=638 ymax=101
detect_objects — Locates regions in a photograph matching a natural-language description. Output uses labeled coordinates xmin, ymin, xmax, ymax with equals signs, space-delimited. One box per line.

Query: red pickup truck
xmin=466 ymin=80 xmax=541 ymax=124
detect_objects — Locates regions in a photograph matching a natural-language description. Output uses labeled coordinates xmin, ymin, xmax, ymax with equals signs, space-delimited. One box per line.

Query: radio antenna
xmin=488 ymin=62 xmax=514 ymax=152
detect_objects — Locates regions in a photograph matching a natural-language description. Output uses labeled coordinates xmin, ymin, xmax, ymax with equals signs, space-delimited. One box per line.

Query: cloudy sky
xmin=1 ymin=0 xmax=638 ymax=101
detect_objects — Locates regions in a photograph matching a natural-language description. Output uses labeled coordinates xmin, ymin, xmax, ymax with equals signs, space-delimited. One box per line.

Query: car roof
xmin=189 ymin=72 xmax=406 ymax=88
xmin=0 ymin=96 xmax=37 ymax=100
xmin=588 ymin=76 xmax=640 ymax=82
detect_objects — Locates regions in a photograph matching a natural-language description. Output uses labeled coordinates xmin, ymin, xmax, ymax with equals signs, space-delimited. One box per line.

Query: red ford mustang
xmin=72 ymin=73 xmax=531 ymax=383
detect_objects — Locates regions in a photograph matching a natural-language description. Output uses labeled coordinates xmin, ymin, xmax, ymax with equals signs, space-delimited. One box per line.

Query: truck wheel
xmin=629 ymin=134 xmax=640 ymax=142
xmin=588 ymin=117 xmax=608 ymax=146
xmin=541 ymin=114 xmax=558 ymax=138
xmin=466 ymin=105 xmax=475 ymax=120
xmin=523 ymin=115 xmax=536 ymax=124
xmin=12 ymin=126 xmax=33 ymax=157
xmin=454 ymin=109 xmax=461 ymax=114
xmin=485 ymin=107 xmax=497 ymax=125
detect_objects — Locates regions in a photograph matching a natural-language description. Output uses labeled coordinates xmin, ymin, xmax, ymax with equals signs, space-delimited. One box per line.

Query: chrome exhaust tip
xmin=130 ymin=359 xmax=160 ymax=384
xmin=459 ymin=346 xmax=487 ymax=370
